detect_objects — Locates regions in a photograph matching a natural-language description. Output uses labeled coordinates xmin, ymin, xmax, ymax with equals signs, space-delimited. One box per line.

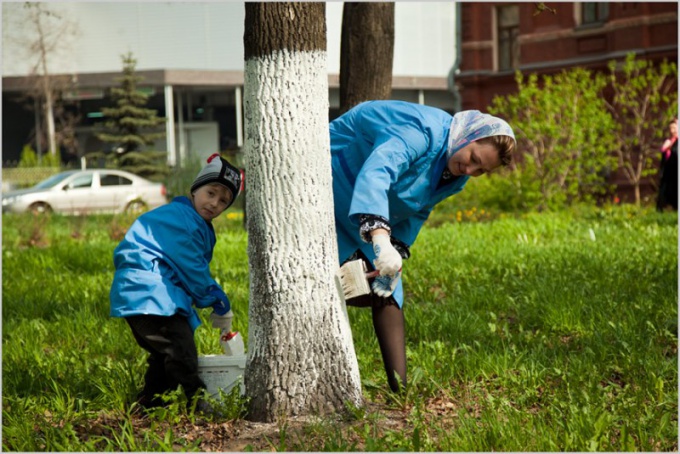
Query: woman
xmin=330 ymin=100 xmax=516 ymax=392
xmin=657 ymin=118 xmax=678 ymax=212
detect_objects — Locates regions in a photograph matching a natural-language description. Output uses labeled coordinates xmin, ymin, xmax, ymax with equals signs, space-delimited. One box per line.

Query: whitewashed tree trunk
xmin=34 ymin=4 xmax=58 ymax=158
xmin=44 ymin=89 xmax=57 ymax=158
xmin=242 ymin=3 xmax=363 ymax=423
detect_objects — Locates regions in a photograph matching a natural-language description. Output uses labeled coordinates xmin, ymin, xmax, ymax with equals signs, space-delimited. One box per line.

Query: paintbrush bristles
xmin=335 ymin=259 xmax=371 ymax=301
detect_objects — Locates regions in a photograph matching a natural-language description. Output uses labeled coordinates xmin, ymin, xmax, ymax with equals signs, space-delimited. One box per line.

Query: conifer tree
xmin=96 ymin=52 xmax=168 ymax=180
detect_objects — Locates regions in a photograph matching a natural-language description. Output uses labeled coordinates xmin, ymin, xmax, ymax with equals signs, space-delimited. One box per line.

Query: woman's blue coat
xmin=330 ymin=100 xmax=470 ymax=307
xmin=109 ymin=196 xmax=230 ymax=331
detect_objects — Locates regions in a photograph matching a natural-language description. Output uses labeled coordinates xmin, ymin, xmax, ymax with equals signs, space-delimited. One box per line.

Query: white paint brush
xmin=334 ymin=259 xmax=378 ymax=302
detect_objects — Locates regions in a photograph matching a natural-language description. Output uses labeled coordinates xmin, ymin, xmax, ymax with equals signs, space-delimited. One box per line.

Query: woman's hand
xmin=371 ymin=271 xmax=402 ymax=297
xmin=371 ymin=232 xmax=402 ymax=276
xmin=661 ymin=137 xmax=676 ymax=152
xmin=371 ymin=232 xmax=402 ymax=297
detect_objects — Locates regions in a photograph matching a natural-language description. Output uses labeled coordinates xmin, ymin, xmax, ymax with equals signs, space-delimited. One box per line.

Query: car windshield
xmin=34 ymin=172 xmax=78 ymax=189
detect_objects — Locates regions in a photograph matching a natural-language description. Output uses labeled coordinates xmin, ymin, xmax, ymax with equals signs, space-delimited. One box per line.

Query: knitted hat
xmin=191 ymin=153 xmax=242 ymax=206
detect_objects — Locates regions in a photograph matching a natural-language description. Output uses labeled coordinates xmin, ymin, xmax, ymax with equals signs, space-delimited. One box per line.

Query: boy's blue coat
xmin=110 ymin=196 xmax=229 ymax=331
xmin=330 ymin=100 xmax=470 ymax=307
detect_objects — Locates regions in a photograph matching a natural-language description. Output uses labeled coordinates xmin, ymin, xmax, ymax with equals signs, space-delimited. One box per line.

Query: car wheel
xmin=29 ymin=202 xmax=52 ymax=215
xmin=125 ymin=200 xmax=148 ymax=214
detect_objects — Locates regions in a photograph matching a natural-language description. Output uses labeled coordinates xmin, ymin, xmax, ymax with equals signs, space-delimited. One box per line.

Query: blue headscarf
xmin=446 ymin=110 xmax=516 ymax=160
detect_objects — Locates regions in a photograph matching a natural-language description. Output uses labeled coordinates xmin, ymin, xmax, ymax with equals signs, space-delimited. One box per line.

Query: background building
xmin=452 ymin=2 xmax=678 ymax=201
xmin=454 ymin=2 xmax=677 ymax=110
xmin=2 ymin=2 xmax=458 ymax=167
xmin=2 ymin=1 xmax=677 ymax=189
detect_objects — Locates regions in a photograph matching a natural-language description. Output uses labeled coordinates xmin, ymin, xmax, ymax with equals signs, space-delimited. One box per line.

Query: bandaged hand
xmin=210 ymin=310 xmax=233 ymax=330
xmin=371 ymin=269 xmax=401 ymax=298
xmin=372 ymin=233 xmax=402 ymax=276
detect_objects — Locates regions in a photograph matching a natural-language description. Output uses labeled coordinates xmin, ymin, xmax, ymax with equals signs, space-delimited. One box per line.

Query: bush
xmin=489 ymin=68 xmax=617 ymax=210
xmin=433 ymin=166 xmax=544 ymax=217
xmin=18 ymin=144 xmax=60 ymax=168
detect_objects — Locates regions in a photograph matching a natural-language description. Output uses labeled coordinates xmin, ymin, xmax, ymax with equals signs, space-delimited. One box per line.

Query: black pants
xmin=657 ymin=151 xmax=678 ymax=211
xmin=126 ymin=313 xmax=206 ymax=407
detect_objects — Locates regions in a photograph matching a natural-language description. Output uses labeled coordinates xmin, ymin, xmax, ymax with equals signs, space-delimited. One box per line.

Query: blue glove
xmin=371 ymin=269 xmax=401 ymax=298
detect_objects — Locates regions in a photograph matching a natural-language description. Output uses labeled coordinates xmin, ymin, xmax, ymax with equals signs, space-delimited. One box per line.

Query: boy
xmin=110 ymin=153 xmax=242 ymax=413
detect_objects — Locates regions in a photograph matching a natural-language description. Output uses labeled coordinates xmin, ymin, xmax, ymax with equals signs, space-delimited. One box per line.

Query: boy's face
xmin=447 ymin=140 xmax=501 ymax=177
xmin=191 ymin=183 xmax=233 ymax=221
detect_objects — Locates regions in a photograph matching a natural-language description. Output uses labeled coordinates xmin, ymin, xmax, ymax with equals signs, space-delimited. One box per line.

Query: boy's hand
xmin=210 ymin=310 xmax=233 ymax=330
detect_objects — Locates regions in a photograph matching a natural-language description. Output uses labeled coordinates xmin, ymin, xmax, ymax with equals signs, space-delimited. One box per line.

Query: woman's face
xmin=447 ymin=140 xmax=501 ymax=177
xmin=670 ymin=122 xmax=678 ymax=137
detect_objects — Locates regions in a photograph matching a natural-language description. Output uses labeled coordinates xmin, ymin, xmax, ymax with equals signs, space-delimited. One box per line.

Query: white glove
xmin=371 ymin=270 xmax=401 ymax=298
xmin=210 ymin=310 xmax=233 ymax=330
xmin=372 ymin=234 xmax=402 ymax=277
xmin=371 ymin=233 xmax=402 ymax=298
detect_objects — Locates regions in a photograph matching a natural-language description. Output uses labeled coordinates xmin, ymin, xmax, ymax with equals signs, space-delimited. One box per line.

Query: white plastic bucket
xmin=198 ymin=354 xmax=246 ymax=398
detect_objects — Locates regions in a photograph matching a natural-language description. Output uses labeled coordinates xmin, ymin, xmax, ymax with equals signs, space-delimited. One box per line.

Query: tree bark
xmin=339 ymin=2 xmax=394 ymax=114
xmin=243 ymin=2 xmax=363 ymax=423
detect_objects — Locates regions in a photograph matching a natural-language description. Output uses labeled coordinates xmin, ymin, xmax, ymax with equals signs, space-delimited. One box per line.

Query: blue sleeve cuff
xmin=208 ymin=287 xmax=231 ymax=314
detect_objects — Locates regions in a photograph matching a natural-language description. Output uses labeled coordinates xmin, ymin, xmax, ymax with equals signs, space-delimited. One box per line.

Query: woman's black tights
xmin=372 ymin=303 xmax=407 ymax=392
xmin=347 ymin=293 xmax=407 ymax=393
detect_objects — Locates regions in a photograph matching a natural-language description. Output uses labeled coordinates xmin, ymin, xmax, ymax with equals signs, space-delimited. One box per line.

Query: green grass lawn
xmin=2 ymin=206 xmax=677 ymax=451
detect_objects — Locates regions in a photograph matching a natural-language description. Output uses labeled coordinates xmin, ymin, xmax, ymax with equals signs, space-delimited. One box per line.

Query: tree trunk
xmin=44 ymin=91 xmax=57 ymax=157
xmin=339 ymin=2 xmax=394 ymax=114
xmin=243 ymin=2 xmax=363 ymax=423
xmin=36 ymin=9 xmax=58 ymax=158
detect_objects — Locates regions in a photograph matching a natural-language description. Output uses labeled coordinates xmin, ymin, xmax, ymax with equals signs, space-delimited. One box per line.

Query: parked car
xmin=2 ymin=169 xmax=167 ymax=215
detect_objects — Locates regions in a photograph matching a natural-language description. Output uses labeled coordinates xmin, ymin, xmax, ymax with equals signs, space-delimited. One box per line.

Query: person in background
xmin=657 ymin=117 xmax=678 ymax=212
xmin=110 ymin=153 xmax=242 ymax=414
xmin=329 ymin=100 xmax=516 ymax=392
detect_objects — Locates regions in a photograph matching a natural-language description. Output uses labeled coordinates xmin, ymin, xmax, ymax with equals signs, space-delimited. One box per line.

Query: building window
xmin=497 ymin=5 xmax=520 ymax=71
xmin=582 ymin=2 xmax=609 ymax=24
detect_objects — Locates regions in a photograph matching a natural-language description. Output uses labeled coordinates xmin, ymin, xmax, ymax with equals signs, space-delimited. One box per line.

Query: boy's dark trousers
xmin=126 ymin=313 xmax=206 ymax=408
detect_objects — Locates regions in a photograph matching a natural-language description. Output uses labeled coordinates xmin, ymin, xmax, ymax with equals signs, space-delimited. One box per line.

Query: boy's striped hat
xmin=191 ymin=153 xmax=242 ymax=206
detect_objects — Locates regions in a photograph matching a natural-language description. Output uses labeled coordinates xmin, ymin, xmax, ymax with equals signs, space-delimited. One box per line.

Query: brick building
xmin=454 ymin=2 xmax=677 ymax=111
xmin=451 ymin=2 xmax=678 ymax=202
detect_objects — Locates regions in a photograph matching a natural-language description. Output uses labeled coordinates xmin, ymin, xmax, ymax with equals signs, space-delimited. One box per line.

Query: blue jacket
xmin=330 ymin=101 xmax=470 ymax=307
xmin=109 ymin=196 xmax=230 ymax=331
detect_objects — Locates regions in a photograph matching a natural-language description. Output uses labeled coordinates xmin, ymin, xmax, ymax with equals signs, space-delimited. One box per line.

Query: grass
xmin=2 ymin=205 xmax=677 ymax=451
